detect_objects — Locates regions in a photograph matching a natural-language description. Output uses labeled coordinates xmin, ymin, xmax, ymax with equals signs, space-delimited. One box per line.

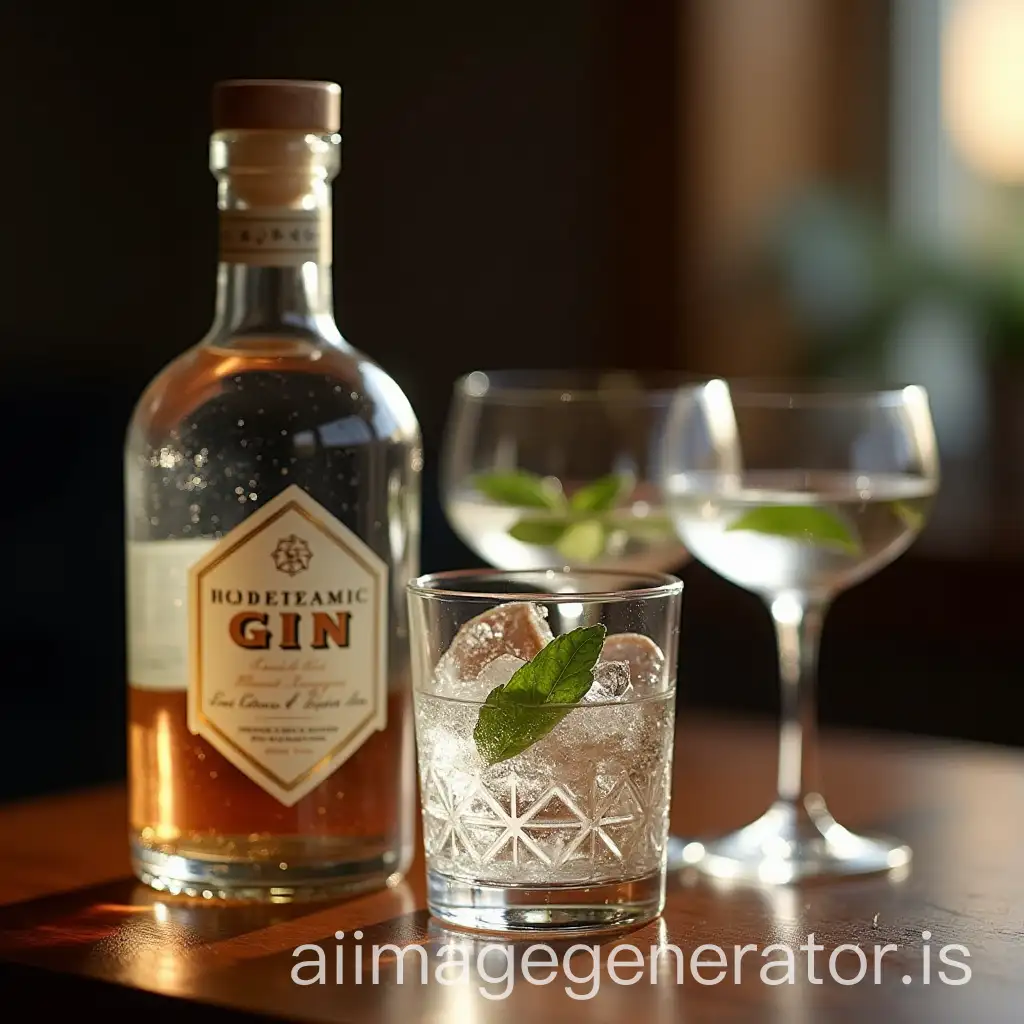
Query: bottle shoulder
xmin=127 ymin=338 xmax=420 ymax=447
xmin=355 ymin=352 xmax=420 ymax=446
xmin=127 ymin=344 xmax=217 ymax=441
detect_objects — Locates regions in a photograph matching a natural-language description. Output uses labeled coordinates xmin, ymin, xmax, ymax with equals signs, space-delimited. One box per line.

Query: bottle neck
xmin=206 ymin=129 xmax=343 ymax=347
xmin=212 ymin=259 xmax=337 ymax=340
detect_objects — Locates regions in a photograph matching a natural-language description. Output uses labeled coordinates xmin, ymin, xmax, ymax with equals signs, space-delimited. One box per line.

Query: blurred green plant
xmin=753 ymin=190 xmax=1024 ymax=371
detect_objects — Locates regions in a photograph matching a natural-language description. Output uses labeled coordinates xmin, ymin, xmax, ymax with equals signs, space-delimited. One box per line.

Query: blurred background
xmin=2 ymin=0 xmax=1021 ymax=802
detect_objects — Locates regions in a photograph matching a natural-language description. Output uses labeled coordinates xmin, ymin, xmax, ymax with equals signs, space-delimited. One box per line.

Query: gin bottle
xmin=124 ymin=80 xmax=421 ymax=900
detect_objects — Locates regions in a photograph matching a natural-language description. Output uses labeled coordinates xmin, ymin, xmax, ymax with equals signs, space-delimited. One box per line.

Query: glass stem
xmin=770 ymin=594 xmax=827 ymax=810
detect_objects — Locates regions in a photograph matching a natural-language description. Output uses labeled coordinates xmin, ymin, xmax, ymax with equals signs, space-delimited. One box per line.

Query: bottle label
xmin=186 ymin=485 xmax=388 ymax=806
xmin=128 ymin=538 xmax=218 ymax=690
xmin=219 ymin=208 xmax=330 ymax=266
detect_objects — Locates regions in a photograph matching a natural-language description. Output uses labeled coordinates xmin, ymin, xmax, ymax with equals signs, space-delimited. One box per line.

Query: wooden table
xmin=1 ymin=714 xmax=1021 ymax=1022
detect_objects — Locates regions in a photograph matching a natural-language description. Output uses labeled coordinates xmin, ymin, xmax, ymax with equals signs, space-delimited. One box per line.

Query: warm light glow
xmin=680 ymin=841 xmax=705 ymax=864
xmin=943 ymin=0 xmax=1024 ymax=181
xmin=770 ymin=593 xmax=804 ymax=627
xmin=155 ymin=709 xmax=179 ymax=841
xmin=757 ymin=859 xmax=795 ymax=885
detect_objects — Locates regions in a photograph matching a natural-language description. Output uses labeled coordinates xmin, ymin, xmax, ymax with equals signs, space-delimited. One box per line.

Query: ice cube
xmin=475 ymin=654 xmax=527 ymax=691
xmin=600 ymin=633 xmax=666 ymax=692
xmin=581 ymin=659 xmax=631 ymax=702
xmin=435 ymin=601 xmax=553 ymax=683
xmin=432 ymin=652 xmax=526 ymax=701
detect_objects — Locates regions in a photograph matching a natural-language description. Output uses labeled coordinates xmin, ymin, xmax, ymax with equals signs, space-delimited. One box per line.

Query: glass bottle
xmin=125 ymin=80 xmax=421 ymax=900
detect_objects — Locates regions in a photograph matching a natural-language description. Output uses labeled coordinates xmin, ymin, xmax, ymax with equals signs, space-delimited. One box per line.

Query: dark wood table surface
xmin=1 ymin=713 xmax=1021 ymax=1022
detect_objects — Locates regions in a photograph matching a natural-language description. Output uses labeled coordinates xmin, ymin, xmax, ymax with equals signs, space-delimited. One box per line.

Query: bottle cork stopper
xmin=212 ymin=80 xmax=342 ymax=208
xmin=213 ymin=79 xmax=341 ymax=133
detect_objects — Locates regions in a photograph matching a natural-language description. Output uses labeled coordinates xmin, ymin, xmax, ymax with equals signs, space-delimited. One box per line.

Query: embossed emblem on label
xmin=187 ymin=485 xmax=387 ymax=806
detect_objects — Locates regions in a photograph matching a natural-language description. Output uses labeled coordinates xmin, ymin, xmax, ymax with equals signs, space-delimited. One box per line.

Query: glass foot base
xmin=131 ymin=838 xmax=407 ymax=903
xmin=676 ymin=798 xmax=912 ymax=884
xmin=426 ymin=869 xmax=664 ymax=936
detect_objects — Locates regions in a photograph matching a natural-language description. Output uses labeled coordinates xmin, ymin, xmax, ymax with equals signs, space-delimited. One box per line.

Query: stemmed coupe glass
xmin=661 ymin=379 xmax=940 ymax=881
xmin=442 ymin=370 xmax=689 ymax=575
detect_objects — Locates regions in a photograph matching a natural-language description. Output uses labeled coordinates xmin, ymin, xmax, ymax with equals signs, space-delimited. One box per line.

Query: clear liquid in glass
xmin=446 ymin=486 xmax=685 ymax=574
xmin=666 ymin=469 xmax=935 ymax=598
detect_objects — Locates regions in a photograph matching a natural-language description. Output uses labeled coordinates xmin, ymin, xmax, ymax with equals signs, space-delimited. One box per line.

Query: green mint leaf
xmin=473 ymin=623 xmax=606 ymax=765
xmin=556 ymin=520 xmax=606 ymax=562
xmin=890 ymin=500 xmax=925 ymax=531
xmin=473 ymin=702 xmax=570 ymax=767
xmin=502 ymin=622 xmax=606 ymax=704
xmin=507 ymin=518 xmax=571 ymax=545
xmin=725 ymin=505 xmax=862 ymax=554
xmin=569 ymin=474 xmax=629 ymax=513
xmin=474 ymin=471 xmax=564 ymax=509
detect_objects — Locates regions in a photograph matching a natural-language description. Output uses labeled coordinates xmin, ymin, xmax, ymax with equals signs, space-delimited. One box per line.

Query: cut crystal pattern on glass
xmin=419 ymin=733 xmax=672 ymax=885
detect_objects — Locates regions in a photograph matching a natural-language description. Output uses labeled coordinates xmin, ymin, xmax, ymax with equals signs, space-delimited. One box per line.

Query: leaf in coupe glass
xmin=508 ymin=518 xmax=571 ymax=546
xmin=569 ymin=474 xmax=629 ymax=513
xmin=473 ymin=624 xmax=606 ymax=765
xmin=556 ymin=520 xmax=607 ymax=562
xmin=889 ymin=500 xmax=926 ymax=531
xmin=619 ymin=516 xmax=676 ymax=542
xmin=725 ymin=505 xmax=862 ymax=554
xmin=474 ymin=470 xmax=565 ymax=509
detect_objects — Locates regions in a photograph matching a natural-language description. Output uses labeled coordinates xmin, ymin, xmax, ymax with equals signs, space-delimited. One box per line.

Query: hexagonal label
xmin=187 ymin=485 xmax=388 ymax=806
